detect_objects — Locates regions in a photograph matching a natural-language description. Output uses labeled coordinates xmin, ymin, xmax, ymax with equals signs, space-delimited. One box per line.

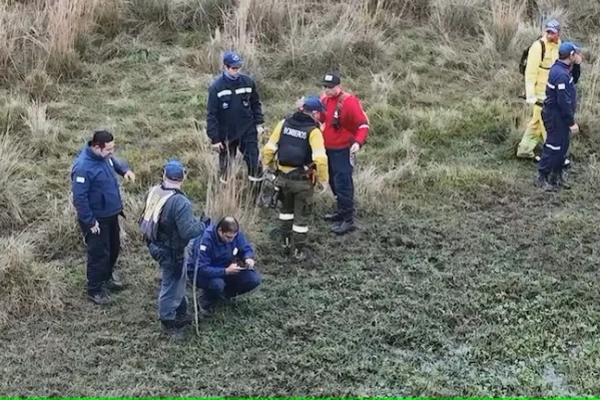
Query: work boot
xmin=534 ymin=172 xmax=548 ymax=188
xmin=324 ymin=211 xmax=344 ymax=222
xmin=332 ymin=220 xmax=357 ymax=235
xmin=106 ymin=272 xmax=125 ymax=292
xmin=535 ymin=172 xmax=558 ymax=192
xmin=197 ymin=295 xmax=214 ymax=317
xmin=175 ymin=312 xmax=193 ymax=327
xmin=87 ymin=291 xmax=110 ymax=305
xmin=198 ymin=304 xmax=213 ymax=317
xmin=557 ymin=170 xmax=571 ymax=190
xmin=160 ymin=320 xmax=187 ymax=341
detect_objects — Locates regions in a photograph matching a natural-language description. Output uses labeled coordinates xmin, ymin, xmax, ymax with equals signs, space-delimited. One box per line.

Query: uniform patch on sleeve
xmin=558 ymin=83 xmax=566 ymax=90
xmin=200 ymin=245 xmax=207 ymax=251
xmin=76 ymin=176 xmax=85 ymax=183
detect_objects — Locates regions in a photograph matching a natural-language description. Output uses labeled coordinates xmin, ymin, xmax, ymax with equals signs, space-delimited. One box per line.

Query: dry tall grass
xmin=0 ymin=0 xmax=106 ymax=80
xmin=0 ymin=233 xmax=67 ymax=326
xmin=0 ymin=132 xmax=27 ymax=230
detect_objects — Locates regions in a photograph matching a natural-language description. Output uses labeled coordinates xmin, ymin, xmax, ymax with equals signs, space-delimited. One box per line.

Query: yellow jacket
xmin=262 ymin=117 xmax=329 ymax=184
xmin=525 ymin=35 xmax=561 ymax=102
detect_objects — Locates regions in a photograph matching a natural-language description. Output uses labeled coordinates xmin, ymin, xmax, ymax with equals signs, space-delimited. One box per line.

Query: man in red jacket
xmin=319 ymin=72 xmax=370 ymax=235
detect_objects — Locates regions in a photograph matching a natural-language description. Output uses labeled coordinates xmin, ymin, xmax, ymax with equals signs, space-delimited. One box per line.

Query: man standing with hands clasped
xmin=71 ymin=130 xmax=135 ymax=305
xmin=319 ymin=72 xmax=370 ymax=235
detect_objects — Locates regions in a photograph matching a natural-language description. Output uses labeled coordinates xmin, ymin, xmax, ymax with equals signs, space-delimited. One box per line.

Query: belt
xmin=277 ymin=169 xmax=311 ymax=181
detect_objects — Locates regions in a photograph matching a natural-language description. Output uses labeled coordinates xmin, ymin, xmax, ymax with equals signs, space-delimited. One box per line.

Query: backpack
xmin=139 ymin=184 xmax=181 ymax=242
xmin=519 ymin=38 xmax=546 ymax=75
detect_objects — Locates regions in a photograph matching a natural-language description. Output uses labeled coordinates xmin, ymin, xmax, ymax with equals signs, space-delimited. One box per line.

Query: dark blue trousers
xmin=219 ymin=130 xmax=262 ymax=179
xmin=327 ymin=147 xmax=355 ymax=221
xmin=538 ymin=110 xmax=571 ymax=177
xmin=189 ymin=269 xmax=262 ymax=309
xmin=80 ymin=214 xmax=120 ymax=296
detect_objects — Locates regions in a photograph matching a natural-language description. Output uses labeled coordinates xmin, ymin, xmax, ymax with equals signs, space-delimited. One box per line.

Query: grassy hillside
xmin=1 ymin=0 xmax=600 ymax=396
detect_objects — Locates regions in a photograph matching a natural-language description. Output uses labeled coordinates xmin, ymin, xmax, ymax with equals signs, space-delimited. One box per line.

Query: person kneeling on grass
xmin=186 ymin=217 xmax=261 ymax=316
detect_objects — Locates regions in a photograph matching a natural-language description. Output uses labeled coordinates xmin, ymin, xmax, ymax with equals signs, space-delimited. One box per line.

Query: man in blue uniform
xmin=186 ymin=217 xmax=261 ymax=316
xmin=71 ymin=130 xmax=135 ymax=305
xmin=206 ymin=51 xmax=265 ymax=189
xmin=536 ymin=42 xmax=581 ymax=191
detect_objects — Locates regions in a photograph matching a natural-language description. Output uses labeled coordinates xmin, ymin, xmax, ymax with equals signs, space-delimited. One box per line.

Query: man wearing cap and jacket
xmin=318 ymin=72 xmax=369 ymax=235
xmin=141 ymin=160 xmax=208 ymax=340
xmin=71 ymin=129 xmax=135 ymax=305
xmin=517 ymin=19 xmax=562 ymax=161
xmin=262 ymin=96 xmax=329 ymax=260
xmin=536 ymin=42 xmax=582 ymax=191
xmin=206 ymin=50 xmax=265 ymax=190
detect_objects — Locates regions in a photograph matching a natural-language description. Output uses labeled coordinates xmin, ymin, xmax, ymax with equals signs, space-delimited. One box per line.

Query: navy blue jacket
xmin=543 ymin=60 xmax=577 ymax=127
xmin=186 ymin=223 xmax=255 ymax=279
xmin=71 ymin=145 xmax=130 ymax=228
xmin=206 ymin=72 xmax=264 ymax=143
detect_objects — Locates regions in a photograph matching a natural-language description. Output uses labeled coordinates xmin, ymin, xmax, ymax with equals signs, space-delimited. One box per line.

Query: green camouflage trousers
xmin=274 ymin=174 xmax=314 ymax=251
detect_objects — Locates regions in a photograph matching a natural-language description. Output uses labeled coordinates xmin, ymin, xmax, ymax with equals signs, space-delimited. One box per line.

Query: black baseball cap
xmin=322 ymin=72 xmax=341 ymax=88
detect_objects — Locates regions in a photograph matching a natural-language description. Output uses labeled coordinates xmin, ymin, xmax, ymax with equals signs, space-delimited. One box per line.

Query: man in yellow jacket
xmin=517 ymin=19 xmax=562 ymax=160
xmin=262 ymin=96 xmax=329 ymax=260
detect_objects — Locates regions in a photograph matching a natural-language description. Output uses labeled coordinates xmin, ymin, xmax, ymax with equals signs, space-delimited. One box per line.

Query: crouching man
xmin=186 ymin=217 xmax=261 ymax=316
xmin=140 ymin=160 xmax=207 ymax=340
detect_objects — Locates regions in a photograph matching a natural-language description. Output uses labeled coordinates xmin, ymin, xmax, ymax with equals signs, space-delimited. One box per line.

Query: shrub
xmin=0 ymin=234 xmax=67 ymax=326
xmin=481 ymin=0 xmax=526 ymax=55
xmin=0 ymin=0 xmax=107 ymax=82
xmin=429 ymin=0 xmax=485 ymax=38
xmin=0 ymin=132 xmax=28 ymax=230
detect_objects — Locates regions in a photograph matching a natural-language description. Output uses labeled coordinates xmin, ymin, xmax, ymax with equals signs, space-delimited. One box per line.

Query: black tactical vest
xmin=277 ymin=113 xmax=318 ymax=168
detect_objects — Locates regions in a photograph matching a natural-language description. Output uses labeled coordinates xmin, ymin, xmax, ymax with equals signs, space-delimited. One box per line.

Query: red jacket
xmin=319 ymin=91 xmax=369 ymax=150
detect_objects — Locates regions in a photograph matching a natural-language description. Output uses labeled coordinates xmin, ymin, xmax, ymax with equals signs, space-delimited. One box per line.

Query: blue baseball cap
xmin=303 ymin=96 xmax=325 ymax=112
xmin=545 ymin=19 xmax=560 ymax=33
xmin=223 ymin=50 xmax=243 ymax=67
xmin=559 ymin=41 xmax=581 ymax=56
xmin=164 ymin=159 xmax=185 ymax=181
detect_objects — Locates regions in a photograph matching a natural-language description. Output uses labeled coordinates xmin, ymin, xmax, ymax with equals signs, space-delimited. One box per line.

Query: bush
xmin=0 ymin=0 xmax=106 ymax=82
xmin=429 ymin=0 xmax=485 ymax=38
xmin=123 ymin=0 xmax=235 ymax=33
xmin=481 ymin=0 xmax=526 ymax=55
xmin=0 ymin=132 xmax=28 ymax=230
xmin=0 ymin=234 xmax=67 ymax=326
